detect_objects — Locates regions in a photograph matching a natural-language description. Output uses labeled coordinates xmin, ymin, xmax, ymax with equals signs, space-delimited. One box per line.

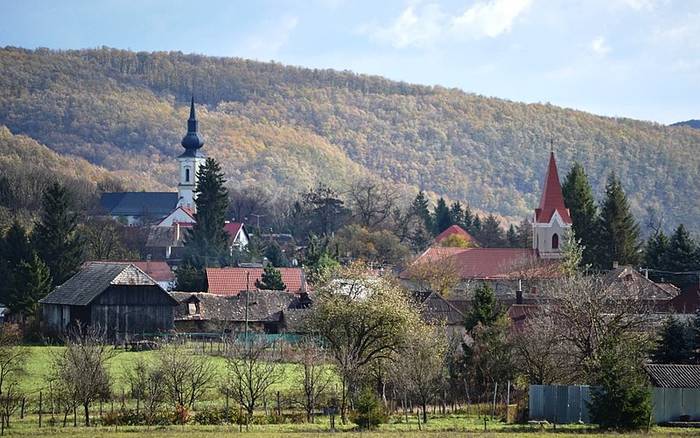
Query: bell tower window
xmin=552 ymin=233 xmax=559 ymax=249
xmin=185 ymin=168 xmax=190 ymax=183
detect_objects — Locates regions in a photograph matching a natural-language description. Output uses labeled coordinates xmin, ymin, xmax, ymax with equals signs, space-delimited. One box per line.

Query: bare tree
xmin=293 ymin=337 xmax=333 ymax=422
xmin=392 ymin=323 xmax=448 ymax=423
xmin=346 ymin=179 xmax=400 ymax=229
xmin=123 ymin=358 xmax=166 ymax=422
xmin=157 ymin=340 xmax=217 ymax=410
xmin=229 ymin=186 xmax=271 ymax=225
xmin=0 ymin=382 xmax=22 ymax=434
xmin=0 ymin=325 xmax=28 ymax=398
xmin=222 ymin=334 xmax=283 ymax=423
xmin=49 ymin=326 xmax=114 ymax=426
xmin=403 ymin=255 xmax=462 ymax=298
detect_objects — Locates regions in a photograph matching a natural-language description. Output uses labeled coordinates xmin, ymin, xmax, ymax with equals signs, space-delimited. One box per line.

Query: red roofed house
xmin=223 ymin=222 xmax=250 ymax=252
xmin=533 ymin=151 xmax=572 ymax=259
xmin=130 ymin=260 xmax=176 ymax=291
xmin=205 ymin=267 xmax=308 ymax=295
xmin=156 ymin=206 xmax=196 ymax=228
xmin=434 ymin=224 xmax=479 ymax=247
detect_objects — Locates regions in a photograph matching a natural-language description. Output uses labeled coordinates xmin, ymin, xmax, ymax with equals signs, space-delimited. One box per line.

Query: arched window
xmin=185 ymin=168 xmax=190 ymax=182
xmin=552 ymin=233 xmax=559 ymax=249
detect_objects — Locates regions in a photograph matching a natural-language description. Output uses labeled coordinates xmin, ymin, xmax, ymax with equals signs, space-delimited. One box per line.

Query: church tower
xmin=533 ymin=151 xmax=572 ymax=259
xmin=177 ymin=97 xmax=206 ymax=211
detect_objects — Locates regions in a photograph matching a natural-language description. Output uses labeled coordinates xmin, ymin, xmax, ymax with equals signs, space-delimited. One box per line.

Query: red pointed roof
xmin=534 ymin=152 xmax=572 ymax=224
xmin=434 ymin=224 xmax=479 ymax=246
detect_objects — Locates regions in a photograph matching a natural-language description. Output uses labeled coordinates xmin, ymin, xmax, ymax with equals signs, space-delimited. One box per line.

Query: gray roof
xmin=100 ymin=192 xmax=178 ymax=217
xmin=645 ymin=364 xmax=700 ymax=388
xmin=413 ymin=292 xmax=465 ymax=326
xmin=40 ymin=262 xmax=164 ymax=306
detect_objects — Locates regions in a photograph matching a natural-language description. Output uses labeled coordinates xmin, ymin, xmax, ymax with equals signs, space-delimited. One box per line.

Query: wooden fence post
xmin=38 ymin=391 xmax=42 ymax=428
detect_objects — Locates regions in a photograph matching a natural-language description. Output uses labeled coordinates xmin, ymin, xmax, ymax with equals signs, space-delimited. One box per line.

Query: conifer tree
xmin=651 ymin=317 xmax=693 ymax=364
xmin=664 ymin=224 xmax=699 ymax=272
xmin=449 ymin=202 xmax=465 ymax=228
xmin=410 ymin=191 xmax=432 ymax=232
xmin=0 ymin=222 xmax=35 ymax=305
xmin=470 ymin=215 xmax=482 ymax=236
xmin=514 ymin=218 xmax=532 ymax=248
xmin=264 ymin=241 xmax=289 ymax=267
xmin=174 ymin=261 xmax=206 ymax=292
xmin=478 ymin=214 xmax=505 ymax=247
xmin=506 ymin=224 xmax=518 ymax=247
xmin=561 ymin=229 xmax=588 ymax=276
xmin=33 ymin=182 xmax=84 ymax=287
xmin=597 ymin=174 xmax=641 ymax=269
xmin=432 ymin=197 xmax=452 ymax=235
xmin=7 ymin=254 xmax=51 ymax=318
xmin=255 ymin=265 xmax=286 ymax=291
xmin=183 ymin=158 xmax=230 ymax=269
xmin=562 ymin=163 xmax=599 ymax=267
xmin=644 ymin=230 xmax=670 ymax=270
xmin=462 ymin=204 xmax=474 ymax=230
xmin=465 ymin=282 xmax=500 ymax=331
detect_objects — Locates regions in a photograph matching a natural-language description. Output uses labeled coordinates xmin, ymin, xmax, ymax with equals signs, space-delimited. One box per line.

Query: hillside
xmin=1 ymin=47 xmax=699 ymax=232
xmin=671 ymin=120 xmax=700 ymax=129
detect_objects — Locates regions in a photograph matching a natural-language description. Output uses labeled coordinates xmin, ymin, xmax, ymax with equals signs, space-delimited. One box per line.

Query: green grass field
xmin=7 ymin=346 xmax=698 ymax=437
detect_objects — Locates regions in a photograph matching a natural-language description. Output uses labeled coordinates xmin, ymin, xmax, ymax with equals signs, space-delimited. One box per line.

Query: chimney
xmin=175 ymin=222 xmax=180 ymax=241
xmin=612 ymin=261 xmax=619 ymax=269
xmin=516 ymin=278 xmax=523 ymax=305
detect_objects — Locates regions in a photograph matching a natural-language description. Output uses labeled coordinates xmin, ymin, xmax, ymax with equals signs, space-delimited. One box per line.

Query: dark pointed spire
xmin=181 ymin=96 xmax=204 ymax=150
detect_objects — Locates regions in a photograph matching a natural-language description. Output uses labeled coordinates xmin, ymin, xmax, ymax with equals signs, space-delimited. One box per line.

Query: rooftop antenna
xmin=549 ymin=137 xmax=554 ymax=153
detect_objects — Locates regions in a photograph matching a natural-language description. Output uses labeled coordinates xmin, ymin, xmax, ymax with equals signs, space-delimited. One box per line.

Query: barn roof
xmin=39 ymin=262 xmax=174 ymax=306
xmin=645 ymin=364 xmax=700 ymax=388
xmin=206 ymin=267 xmax=308 ymax=295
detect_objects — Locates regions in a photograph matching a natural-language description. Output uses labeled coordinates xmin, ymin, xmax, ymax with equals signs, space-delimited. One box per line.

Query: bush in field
xmin=350 ymin=387 xmax=387 ymax=430
xmin=102 ymin=409 xmax=175 ymax=426
xmin=193 ymin=407 xmax=242 ymax=425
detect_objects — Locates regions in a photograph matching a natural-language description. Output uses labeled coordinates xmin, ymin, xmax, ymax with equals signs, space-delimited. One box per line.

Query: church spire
xmin=181 ymin=96 xmax=204 ymax=150
xmin=535 ymin=151 xmax=572 ymax=224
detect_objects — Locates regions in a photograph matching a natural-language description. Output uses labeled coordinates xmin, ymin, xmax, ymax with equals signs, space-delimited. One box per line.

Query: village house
xmin=39 ymin=262 xmax=178 ymax=339
xmin=205 ymin=267 xmax=309 ymax=295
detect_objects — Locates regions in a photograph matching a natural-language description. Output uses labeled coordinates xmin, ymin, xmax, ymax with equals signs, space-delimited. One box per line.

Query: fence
xmin=529 ymin=384 xmax=700 ymax=424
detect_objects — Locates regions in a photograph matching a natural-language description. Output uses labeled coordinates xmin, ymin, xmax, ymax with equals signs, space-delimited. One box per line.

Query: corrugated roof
xmin=39 ymin=261 xmax=166 ymax=306
xmin=645 ymin=364 xmax=700 ymax=388
xmin=206 ymin=267 xmax=307 ymax=295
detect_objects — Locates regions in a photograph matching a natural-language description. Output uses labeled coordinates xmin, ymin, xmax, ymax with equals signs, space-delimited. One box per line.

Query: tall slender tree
xmin=183 ymin=158 xmax=230 ymax=269
xmin=32 ymin=182 xmax=84 ymax=286
xmin=0 ymin=222 xmax=35 ymax=306
xmin=664 ymin=224 xmax=699 ymax=272
xmin=7 ymin=254 xmax=51 ymax=318
xmin=644 ymin=230 xmax=670 ymax=270
xmin=597 ymin=174 xmax=641 ymax=269
xmin=562 ymin=163 xmax=599 ymax=267
xmin=464 ymin=282 xmax=500 ymax=331
xmin=449 ymin=202 xmax=465 ymax=228
xmin=432 ymin=197 xmax=452 ymax=235
xmin=410 ymin=191 xmax=432 ymax=232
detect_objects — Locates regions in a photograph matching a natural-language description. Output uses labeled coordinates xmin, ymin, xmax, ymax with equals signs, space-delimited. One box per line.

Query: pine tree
xmin=7 ymin=254 xmax=51 ymax=318
xmin=664 ymin=224 xmax=699 ymax=272
xmin=255 ymin=265 xmax=286 ymax=291
xmin=651 ymin=317 xmax=693 ymax=364
xmin=0 ymin=222 xmax=35 ymax=305
xmin=514 ymin=218 xmax=532 ymax=248
xmin=183 ymin=158 xmax=230 ymax=269
xmin=470 ymin=215 xmax=482 ymax=236
xmin=465 ymin=282 xmax=500 ymax=331
xmin=478 ymin=214 xmax=505 ymax=247
xmin=264 ymin=241 xmax=289 ymax=267
xmin=32 ymin=182 xmax=84 ymax=287
xmin=644 ymin=230 xmax=670 ymax=270
xmin=432 ymin=197 xmax=452 ymax=235
xmin=409 ymin=224 xmax=432 ymax=252
xmin=174 ymin=261 xmax=205 ymax=292
xmin=561 ymin=229 xmax=588 ymax=276
xmin=506 ymin=224 xmax=518 ymax=247
xmin=562 ymin=163 xmax=599 ymax=267
xmin=462 ymin=204 xmax=474 ymax=230
xmin=410 ymin=191 xmax=432 ymax=232
xmin=449 ymin=202 xmax=465 ymax=227
xmin=597 ymin=174 xmax=641 ymax=269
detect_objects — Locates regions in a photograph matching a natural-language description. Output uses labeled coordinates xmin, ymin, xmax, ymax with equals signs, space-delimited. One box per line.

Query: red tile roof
xmin=534 ymin=152 xmax=572 ymax=224
xmin=205 ymin=267 xmax=307 ymax=295
xmin=128 ymin=261 xmax=175 ymax=283
xmin=401 ymin=247 xmax=558 ymax=280
xmin=434 ymin=225 xmax=479 ymax=246
xmin=224 ymin=222 xmax=244 ymax=239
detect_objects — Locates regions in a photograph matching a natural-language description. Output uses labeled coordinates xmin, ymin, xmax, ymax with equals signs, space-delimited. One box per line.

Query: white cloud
xmin=238 ymin=16 xmax=299 ymax=59
xmin=451 ymin=0 xmax=533 ymax=39
xmin=363 ymin=0 xmax=533 ymax=49
xmin=615 ymin=0 xmax=659 ymax=10
xmin=590 ymin=36 xmax=611 ymax=55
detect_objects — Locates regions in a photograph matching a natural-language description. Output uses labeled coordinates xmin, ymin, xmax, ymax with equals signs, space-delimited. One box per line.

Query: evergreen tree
xmin=470 ymin=215 xmax=482 ymax=236
xmin=561 ymin=229 xmax=588 ymax=276
xmin=562 ymin=163 xmax=599 ymax=267
xmin=506 ymin=224 xmax=518 ymax=247
xmin=589 ymin=338 xmax=652 ymax=430
xmin=7 ymin=254 xmax=51 ymax=318
xmin=644 ymin=230 xmax=670 ymax=270
xmin=664 ymin=224 xmax=699 ymax=272
xmin=449 ymin=202 xmax=465 ymax=228
xmin=651 ymin=317 xmax=693 ymax=364
xmin=264 ymin=241 xmax=289 ymax=267
xmin=33 ymin=182 xmax=84 ymax=287
xmin=0 ymin=222 xmax=35 ymax=306
xmin=514 ymin=218 xmax=532 ymax=248
xmin=409 ymin=224 xmax=432 ymax=253
xmin=410 ymin=191 xmax=432 ymax=232
xmin=255 ymin=265 xmax=286 ymax=291
xmin=174 ymin=261 xmax=206 ymax=292
xmin=432 ymin=197 xmax=452 ymax=235
xmin=462 ymin=204 xmax=474 ymax=230
xmin=596 ymin=174 xmax=641 ymax=269
xmin=465 ymin=282 xmax=500 ymax=331
xmin=478 ymin=214 xmax=505 ymax=247
xmin=183 ymin=158 xmax=230 ymax=269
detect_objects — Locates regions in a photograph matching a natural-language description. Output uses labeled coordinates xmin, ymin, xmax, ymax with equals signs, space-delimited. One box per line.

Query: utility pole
xmin=245 ymin=270 xmax=250 ymax=349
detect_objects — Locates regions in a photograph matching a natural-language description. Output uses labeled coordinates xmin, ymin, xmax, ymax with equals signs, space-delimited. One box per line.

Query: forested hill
xmin=1 ymin=47 xmax=699 ymax=232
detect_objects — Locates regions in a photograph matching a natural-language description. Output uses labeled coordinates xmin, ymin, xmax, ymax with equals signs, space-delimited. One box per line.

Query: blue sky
xmin=1 ymin=0 xmax=698 ymax=123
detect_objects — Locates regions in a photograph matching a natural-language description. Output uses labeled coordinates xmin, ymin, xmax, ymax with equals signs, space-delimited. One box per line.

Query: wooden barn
xmin=39 ymin=262 xmax=178 ymax=339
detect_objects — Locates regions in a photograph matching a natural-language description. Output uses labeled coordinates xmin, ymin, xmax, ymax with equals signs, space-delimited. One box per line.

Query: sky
xmin=1 ymin=0 xmax=698 ymax=124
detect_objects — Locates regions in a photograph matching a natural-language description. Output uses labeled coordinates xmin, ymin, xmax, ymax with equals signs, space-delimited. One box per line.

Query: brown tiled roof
xmin=603 ymin=266 xmax=678 ymax=300
xmin=645 ymin=364 xmax=700 ymax=388
xmin=126 ymin=261 xmax=174 ymax=283
xmin=206 ymin=267 xmax=307 ymax=295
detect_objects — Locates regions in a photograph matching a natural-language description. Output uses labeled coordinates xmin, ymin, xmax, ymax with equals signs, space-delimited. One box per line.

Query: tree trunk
xmin=422 ymin=401 xmax=427 ymax=424
xmin=340 ymin=374 xmax=348 ymax=424
xmin=84 ymin=402 xmax=90 ymax=426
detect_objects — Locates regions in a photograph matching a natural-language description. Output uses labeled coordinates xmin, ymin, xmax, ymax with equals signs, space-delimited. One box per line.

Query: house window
xmin=185 ymin=168 xmax=190 ymax=183
xmin=552 ymin=233 xmax=559 ymax=249
xmin=187 ymin=302 xmax=198 ymax=315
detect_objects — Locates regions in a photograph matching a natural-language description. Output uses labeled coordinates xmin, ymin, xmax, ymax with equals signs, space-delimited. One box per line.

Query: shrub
xmin=193 ymin=407 xmax=242 ymax=425
xmin=174 ymin=404 xmax=190 ymax=425
xmin=101 ymin=409 xmax=174 ymax=426
xmin=350 ymin=387 xmax=387 ymax=430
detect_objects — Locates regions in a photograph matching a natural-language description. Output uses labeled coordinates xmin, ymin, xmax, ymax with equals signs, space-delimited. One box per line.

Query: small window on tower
xmin=185 ymin=168 xmax=190 ymax=182
xmin=552 ymin=233 xmax=559 ymax=249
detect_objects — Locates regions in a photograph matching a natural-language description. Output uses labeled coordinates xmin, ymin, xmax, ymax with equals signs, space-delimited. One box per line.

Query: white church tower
xmin=533 ymin=151 xmax=572 ymax=259
xmin=177 ymin=97 xmax=206 ymax=211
